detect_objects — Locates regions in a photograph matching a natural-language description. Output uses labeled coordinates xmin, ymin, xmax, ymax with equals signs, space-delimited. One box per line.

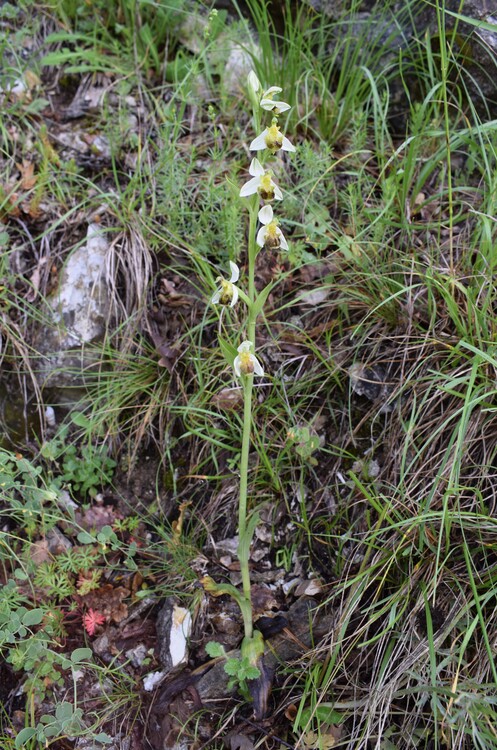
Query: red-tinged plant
xmin=82 ymin=608 xmax=106 ymax=636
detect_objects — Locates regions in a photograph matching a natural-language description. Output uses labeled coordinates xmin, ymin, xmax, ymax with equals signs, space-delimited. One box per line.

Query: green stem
xmin=247 ymin=196 xmax=259 ymax=325
xmin=238 ymin=374 xmax=254 ymax=639
xmin=237 ymin=196 xmax=260 ymax=642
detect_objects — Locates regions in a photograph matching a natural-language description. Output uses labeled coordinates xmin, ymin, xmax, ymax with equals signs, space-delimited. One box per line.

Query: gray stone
xmin=34 ymin=223 xmax=111 ymax=388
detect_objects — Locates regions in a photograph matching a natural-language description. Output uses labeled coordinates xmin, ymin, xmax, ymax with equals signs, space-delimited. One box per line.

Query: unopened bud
xmin=247 ymin=70 xmax=261 ymax=96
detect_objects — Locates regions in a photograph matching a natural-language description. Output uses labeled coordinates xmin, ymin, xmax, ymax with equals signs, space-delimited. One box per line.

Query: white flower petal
xmin=249 ymin=158 xmax=264 ymax=177
xmin=230 ymin=286 xmax=239 ymax=307
xmin=258 ymin=205 xmax=273 ymax=225
xmin=281 ymin=136 xmax=296 ymax=152
xmin=211 ymin=290 xmax=221 ymax=304
xmin=229 ymin=261 xmax=239 ymax=283
xmin=249 ymin=131 xmax=269 ymax=151
xmin=260 ymin=98 xmax=291 ymax=112
xmin=256 ymin=226 xmax=267 ymax=247
xmin=252 ymin=356 xmax=264 ymax=377
xmin=240 ymin=176 xmax=261 ymax=197
xmin=278 ymin=230 xmax=289 ymax=251
xmin=263 ymin=86 xmax=282 ymax=97
xmin=273 ymin=184 xmax=283 ymax=200
xmin=233 ymin=341 xmax=263 ymax=378
xmin=238 ymin=340 xmax=252 ymax=353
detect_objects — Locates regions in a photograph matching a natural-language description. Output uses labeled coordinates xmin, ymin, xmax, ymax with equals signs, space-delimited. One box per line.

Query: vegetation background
xmin=1 ymin=0 xmax=497 ymax=748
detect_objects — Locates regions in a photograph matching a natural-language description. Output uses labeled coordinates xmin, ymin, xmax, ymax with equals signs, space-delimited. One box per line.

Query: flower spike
xmin=212 ymin=261 xmax=241 ymax=307
xmin=233 ymin=341 xmax=264 ymax=378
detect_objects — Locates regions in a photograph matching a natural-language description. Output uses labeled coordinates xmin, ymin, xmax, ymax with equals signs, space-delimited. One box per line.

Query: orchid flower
xmin=212 ymin=261 xmax=240 ymax=307
xmin=233 ymin=340 xmax=264 ymax=378
xmin=239 ymin=158 xmax=283 ymax=201
xmin=256 ymin=205 xmax=288 ymax=251
xmin=249 ymin=119 xmax=296 ymax=154
xmin=260 ymin=85 xmax=291 ymax=114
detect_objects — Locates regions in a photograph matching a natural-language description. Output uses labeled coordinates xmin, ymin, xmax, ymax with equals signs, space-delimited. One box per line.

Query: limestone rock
xmin=35 ymin=223 xmax=111 ymax=388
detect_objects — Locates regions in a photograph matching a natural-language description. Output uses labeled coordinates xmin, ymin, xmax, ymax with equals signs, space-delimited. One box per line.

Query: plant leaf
xmin=252 ymin=282 xmax=273 ymax=317
xmin=218 ymin=336 xmax=237 ymax=368
xmin=71 ymin=647 xmax=93 ymax=663
xmin=21 ymin=608 xmax=44 ymax=626
xmin=224 ymin=658 xmax=241 ymax=676
xmin=15 ymin=728 xmax=37 ymax=748
xmin=205 ymin=641 xmax=226 ymax=659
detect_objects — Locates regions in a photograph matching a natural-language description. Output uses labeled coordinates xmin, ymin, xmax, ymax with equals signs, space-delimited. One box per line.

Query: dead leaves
xmin=301 ymin=727 xmax=342 ymax=749
xmin=0 ymin=158 xmax=45 ymax=221
xmin=17 ymin=160 xmax=37 ymax=190
xmin=285 ymin=703 xmax=344 ymax=749
xmin=78 ymin=583 xmax=129 ymax=624
xmin=211 ymin=387 xmax=244 ymax=411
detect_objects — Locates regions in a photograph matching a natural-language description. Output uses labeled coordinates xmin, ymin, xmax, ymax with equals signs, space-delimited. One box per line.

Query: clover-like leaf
xmin=205 ymin=641 xmax=226 ymax=659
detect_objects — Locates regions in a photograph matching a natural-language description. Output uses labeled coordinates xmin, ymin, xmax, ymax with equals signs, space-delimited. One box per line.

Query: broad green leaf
xmin=42 ymin=726 xmax=60 ymax=737
xmin=55 ymin=702 xmax=74 ymax=720
xmin=238 ymin=511 xmax=260 ymax=564
xmin=71 ymin=647 xmax=92 ymax=663
xmin=299 ymin=704 xmax=345 ymax=728
xmin=218 ymin=336 xmax=237 ymax=368
xmin=22 ymin=608 xmax=44 ymax=626
xmin=97 ymin=525 xmax=114 ymax=541
xmin=70 ymin=411 xmax=92 ymax=428
xmin=15 ymin=727 xmax=37 ymax=747
xmin=77 ymin=531 xmax=95 ymax=544
xmin=252 ymin=282 xmax=273 ymax=317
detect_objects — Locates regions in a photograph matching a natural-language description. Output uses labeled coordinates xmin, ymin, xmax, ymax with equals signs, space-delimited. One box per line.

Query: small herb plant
xmin=0 ymin=447 xmax=133 ymax=745
xmin=40 ymin=418 xmax=116 ymax=498
xmin=202 ymin=70 xmax=296 ymax=697
xmin=204 ymin=641 xmax=261 ymax=699
xmin=287 ymin=425 xmax=321 ymax=465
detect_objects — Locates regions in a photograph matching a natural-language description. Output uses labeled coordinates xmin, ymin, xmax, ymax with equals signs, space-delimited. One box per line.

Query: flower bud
xmin=247 ymin=70 xmax=261 ymax=97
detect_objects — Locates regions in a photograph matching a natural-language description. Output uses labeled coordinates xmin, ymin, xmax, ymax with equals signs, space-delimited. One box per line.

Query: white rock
xmin=51 ymin=223 xmax=110 ymax=345
xmin=169 ymin=605 xmax=192 ymax=667
xmin=143 ymin=670 xmax=166 ymax=692
xmin=35 ymin=222 xmax=112 ymax=387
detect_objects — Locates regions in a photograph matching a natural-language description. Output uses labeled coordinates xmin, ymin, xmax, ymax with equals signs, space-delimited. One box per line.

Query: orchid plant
xmin=203 ymin=71 xmax=295 ymax=702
